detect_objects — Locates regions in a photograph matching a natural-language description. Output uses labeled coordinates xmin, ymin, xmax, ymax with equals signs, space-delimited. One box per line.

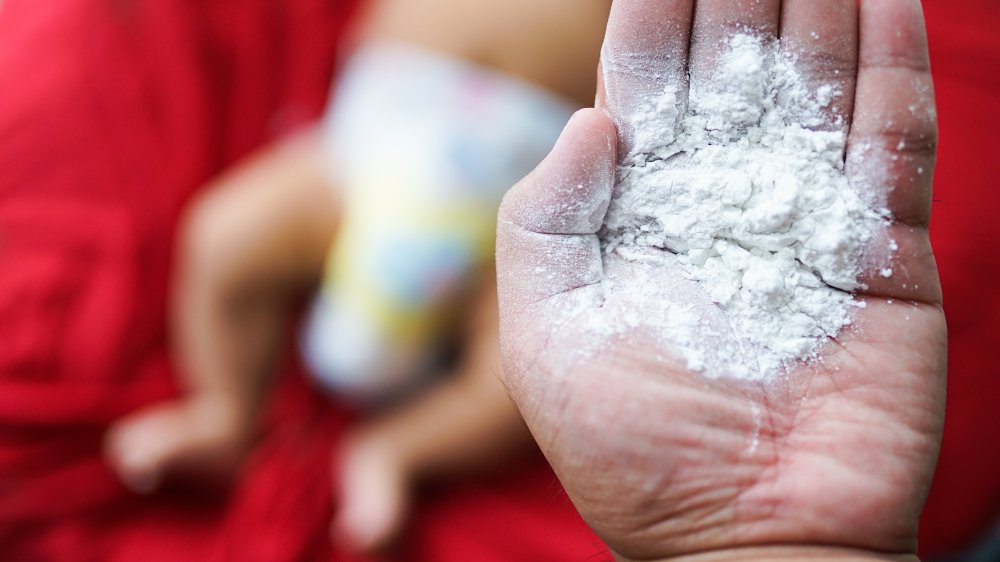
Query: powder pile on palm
xmin=600 ymin=34 xmax=890 ymax=380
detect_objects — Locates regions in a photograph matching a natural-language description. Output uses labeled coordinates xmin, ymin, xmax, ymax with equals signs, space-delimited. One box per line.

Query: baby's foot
xmin=105 ymin=394 xmax=253 ymax=493
xmin=331 ymin=434 xmax=411 ymax=553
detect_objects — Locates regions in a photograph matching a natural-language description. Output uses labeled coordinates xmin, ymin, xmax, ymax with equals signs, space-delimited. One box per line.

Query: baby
xmin=105 ymin=0 xmax=610 ymax=552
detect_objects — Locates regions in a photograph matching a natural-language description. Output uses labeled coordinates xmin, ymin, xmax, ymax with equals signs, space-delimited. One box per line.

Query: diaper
xmin=302 ymin=40 xmax=576 ymax=401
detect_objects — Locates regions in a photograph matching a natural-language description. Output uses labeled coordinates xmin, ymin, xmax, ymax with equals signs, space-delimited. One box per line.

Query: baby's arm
xmin=333 ymin=274 xmax=531 ymax=551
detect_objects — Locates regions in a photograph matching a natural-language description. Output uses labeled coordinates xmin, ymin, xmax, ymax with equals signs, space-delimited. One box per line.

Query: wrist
xmin=617 ymin=546 xmax=919 ymax=562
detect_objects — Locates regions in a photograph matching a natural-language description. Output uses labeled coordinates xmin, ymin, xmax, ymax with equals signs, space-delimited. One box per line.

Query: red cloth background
xmin=0 ymin=1 xmax=604 ymax=561
xmin=0 ymin=0 xmax=996 ymax=560
xmin=918 ymin=0 xmax=1000 ymax=555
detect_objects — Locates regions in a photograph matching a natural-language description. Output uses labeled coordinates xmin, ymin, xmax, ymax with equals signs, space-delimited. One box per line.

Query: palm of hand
xmin=501 ymin=262 xmax=944 ymax=559
xmin=497 ymin=1 xmax=944 ymax=560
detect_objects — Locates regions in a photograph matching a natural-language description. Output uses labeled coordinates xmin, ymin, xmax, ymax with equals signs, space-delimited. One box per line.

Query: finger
xmin=497 ymin=110 xmax=616 ymax=395
xmin=497 ymin=109 xmax=615 ymax=308
xmin=847 ymin=0 xmax=937 ymax=230
xmin=846 ymin=0 xmax=938 ymax=303
xmin=779 ymin=0 xmax=859 ymax=132
xmin=855 ymin=223 xmax=941 ymax=305
xmin=689 ymin=0 xmax=782 ymax=88
xmin=600 ymin=0 xmax=695 ymax=155
xmin=595 ymin=62 xmax=607 ymax=109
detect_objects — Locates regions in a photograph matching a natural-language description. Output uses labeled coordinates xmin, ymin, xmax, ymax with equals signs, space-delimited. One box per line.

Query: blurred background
xmin=0 ymin=0 xmax=997 ymax=561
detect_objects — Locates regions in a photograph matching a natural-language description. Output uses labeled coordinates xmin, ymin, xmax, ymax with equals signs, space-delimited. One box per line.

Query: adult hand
xmin=496 ymin=1 xmax=944 ymax=561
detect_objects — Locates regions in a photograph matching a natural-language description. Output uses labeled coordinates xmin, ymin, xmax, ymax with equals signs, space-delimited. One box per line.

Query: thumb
xmin=496 ymin=108 xmax=616 ymax=367
xmin=497 ymin=108 xmax=616 ymax=306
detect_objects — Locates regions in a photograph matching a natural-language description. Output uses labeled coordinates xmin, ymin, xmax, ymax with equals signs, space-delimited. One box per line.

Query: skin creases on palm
xmin=496 ymin=1 xmax=945 ymax=560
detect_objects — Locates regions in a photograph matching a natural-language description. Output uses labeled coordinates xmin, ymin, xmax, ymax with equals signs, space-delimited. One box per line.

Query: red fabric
xmin=918 ymin=0 xmax=1000 ymax=556
xmin=0 ymin=0 xmax=997 ymax=560
xmin=0 ymin=1 xmax=604 ymax=561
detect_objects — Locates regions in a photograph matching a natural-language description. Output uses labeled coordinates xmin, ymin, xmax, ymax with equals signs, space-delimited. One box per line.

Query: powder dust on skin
xmin=599 ymin=33 xmax=893 ymax=381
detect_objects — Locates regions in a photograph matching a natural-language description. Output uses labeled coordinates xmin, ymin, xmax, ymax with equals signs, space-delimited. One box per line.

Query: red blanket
xmin=0 ymin=1 xmax=601 ymax=560
xmin=0 ymin=0 xmax=996 ymax=560
xmin=918 ymin=0 xmax=1000 ymax=555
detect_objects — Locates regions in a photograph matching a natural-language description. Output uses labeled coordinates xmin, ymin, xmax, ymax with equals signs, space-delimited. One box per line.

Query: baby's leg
xmin=106 ymin=131 xmax=339 ymax=491
xmin=333 ymin=275 xmax=533 ymax=552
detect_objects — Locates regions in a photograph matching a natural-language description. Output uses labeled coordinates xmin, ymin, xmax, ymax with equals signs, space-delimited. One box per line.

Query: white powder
xmin=599 ymin=34 xmax=888 ymax=380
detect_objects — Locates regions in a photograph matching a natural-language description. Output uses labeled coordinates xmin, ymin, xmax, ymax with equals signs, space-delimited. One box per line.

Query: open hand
xmin=496 ymin=1 xmax=944 ymax=560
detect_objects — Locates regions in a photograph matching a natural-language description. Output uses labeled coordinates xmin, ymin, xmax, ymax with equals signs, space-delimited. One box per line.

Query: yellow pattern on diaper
xmin=324 ymin=167 xmax=498 ymax=348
